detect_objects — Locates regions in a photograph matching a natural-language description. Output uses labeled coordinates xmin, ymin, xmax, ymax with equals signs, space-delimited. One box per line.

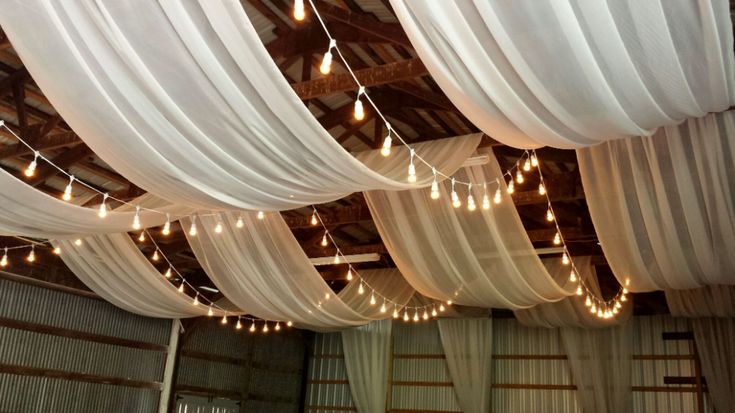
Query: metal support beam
xmin=159 ymin=319 xmax=182 ymax=413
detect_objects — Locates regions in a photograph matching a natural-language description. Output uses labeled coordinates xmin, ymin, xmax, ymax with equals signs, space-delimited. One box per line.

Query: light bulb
xmin=189 ymin=219 xmax=197 ymax=236
xmin=380 ymin=301 xmax=387 ymax=313
xmin=354 ymin=99 xmax=364 ymax=120
xmin=24 ymin=151 xmax=39 ymax=177
xmin=546 ymin=208 xmax=554 ymax=222
xmin=407 ymin=149 xmax=416 ymax=183
xmin=193 ymin=295 xmax=199 ymax=306
xmin=138 ymin=231 xmax=145 ymax=242
xmin=403 ymin=310 xmax=409 ymax=322
xmin=615 ymin=301 xmax=622 ymax=309
xmin=467 ymin=193 xmax=476 ymax=211
xmin=369 ymin=293 xmax=376 ymax=305
xmin=293 ymin=0 xmax=305 ymax=21
xmin=562 ymin=252 xmax=569 ymax=265
xmin=257 ymin=211 xmax=264 ymax=220
xmin=447 ymin=300 xmax=452 ymax=306
xmin=97 ymin=193 xmax=109 ymax=219
xmin=162 ymin=214 xmax=171 ymax=235
xmin=214 ymin=222 xmax=223 ymax=234
xmin=507 ymin=179 xmax=514 ymax=194
xmin=236 ymin=318 xmax=242 ymax=330
xmin=74 ymin=239 xmax=82 ymax=246
xmin=439 ymin=303 xmax=445 ymax=312
xmin=494 ymin=188 xmax=502 ymax=204
xmin=539 ymin=183 xmax=546 ymax=195
xmin=430 ymin=169 xmax=439 ymax=200
xmin=381 ymin=129 xmax=392 ymax=157
xmin=26 ymin=247 xmax=35 ymax=263
xmin=333 ymin=252 xmax=340 ymax=264
xmin=413 ymin=310 xmax=419 ymax=322
xmin=287 ymin=321 xmax=293 ymax=327
xmin=208 ymin=306 xmax=214 ymax=317
xmin=178 ymin=283 xmax=185 ymax=293
xmin=310 ymin=212 xmax=318 ymax=226
xmin=431 ymin=307 xmax=437 ymax=317
xmin=622 ymin=287 xmax=628 ymax=294
xmin=569 ymin=270 xmax=577 ymax=282
xmin=585 ymin=296 xmax=592 ymax=307
xmin=165 ymin=267 xmax=172 ymax=278
xmin=576 ymin=285 xmax=583 ymax=295
xmin=620 ymin=294 xmax=627 ymax=302
xmin=553 ymin=232 xmax=561 ymax=245
xmin=346 ymin=267 xmax=353 ymax=281
xmin=62 ymin=176 xmax=74 ymax=201
xmin=53 ymin=246 xmax=61 ymax=255
xmin=319 ymin=50 xmax=332 ymax=75
xmin=221 ymin=314 xmax=228 ymax=324
xmin=0 ymin=248 xmax=7 ymax=267
xmin=393 ymin=307 xmax=399 ymax=319
xmin=516 ymin=170 xmax=524 ymax=184
xmin=324 ymin=292 xmax=330 ymax=300
xmin=613 ymin=307 xmax=619 ymax=314
xmin=450 ymin=178 xmax=461 ymax=208
xmin=132 ymin=207 xmax=141 ymax=230
xmin=236 ymin=215 xmax=244 ymax=228
xmin=321 ymin=231 xmax=328 ymax=247
xmin=152 ymin=250 xmax=159 ymax=261
xmin=597 ymin=308 xmax=603 ymax=318
xmin=482 ymin=184 xmax=490 ymax=210
xmin=423 ymin=309 xmax=429 ymax=320
xmin=358 ymin=282 xmax=364 ymax=295
xmin=275 ymin=322 xmax=281 ymax=331
xmin=523 ymin=159 xmax=531 ymax=171
xmin=531 ymin=154 xmax=538 ymax=167
xmin=250 ymin=321 xmax=256 ymax=332
xmin=263 ymin=323 xmax=269 ymax=333
xmin=590 ymin=303 xmax=597 ymax=313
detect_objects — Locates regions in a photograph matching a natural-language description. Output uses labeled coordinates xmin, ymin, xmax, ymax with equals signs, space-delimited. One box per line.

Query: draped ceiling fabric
xmin=338 ymin=269 xmax=415 ymax=319
xmin=578 ymin=110 xmax=735 ymax=292
xmin=341 ymin=319 xmax=392 ymax=413
xmin=561 ymin=325 xmax=633 ymax=413
xmin=390 ymin=0 xmax=735 ymax=149
xmin=437 ymin=318 xmax=493 ymax=413
xmin=515 ymin=257 xmax=632 ymax=328
xmin=0 ymin=0 xmax=480 ymax=211
xmin=55 ymin=234 xmax=219 ymax=319
xmin=0 ymin=169 xmax=188 ymax=239
xmin=365 ymin=148 xmax=570 ymax=309
xmin=183 ymin=211 xmax=410 ymax=330
xmin=666 ymin=285 xmax=735 ymax=318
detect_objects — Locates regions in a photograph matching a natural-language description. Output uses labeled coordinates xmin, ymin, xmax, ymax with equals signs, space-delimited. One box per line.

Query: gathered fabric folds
xmin=341 ymin=319 xmax=392 ymax=413
xmin=515 ymin=257 xmax=631 ymax=328
xmin=666 ymin=285 xmax=735 ymax=318
xmin=338 ymin=269 xmax=415 ymax=319
xmin=390 ymin=0 xmax=735 ymax=149
xmin=365 ymin=148 xmax=570 ymax=309
xmin=578 ymin=110 xmax=735 ymax=292
xmin=0 ymin=0 xmax=480 ymax=211
xmin=55 ymin=233 xmax=218 ymax=319
xmin=437 ymin=318 xmax=493 ymax=413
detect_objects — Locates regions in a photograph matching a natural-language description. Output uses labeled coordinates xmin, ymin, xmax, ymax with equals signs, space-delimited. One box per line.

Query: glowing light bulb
xmin=413 ymin=310 xmax=419 ymax=322
xmin=324 ymin=292 xmax=330 ymax=300
xmin=214 ymin=221 xmax=223 ymax=234
xmin=403 ymin=310 xmax=409 ymax=322
xmin=249 ymin=321 xmax=256 ymax=332
xmin=98 ymin=194 xmax=108 ymax=218
xmin=447 ymin=300 xmax=452 ymax=306
xmin=431 ymin=307 xmax=437 ymax=317
xmin=439 ymin=303 xmax=445 ymax=312
xmin=430 ymin=168 xmax=440 ymax=200
xmin=612 ymin=307 xmax=619 ymax=315
xmin=293 ymin=0 xmax=305 ymax=21
xmin=53 ymin=246 xmax=61 ymax=255
xmin=26 ymin=247 xmax=35 ymax=263
xmin=24 ymin=151 xmax=39 ymax=177
xmin=467 ymin=191 xmax=476 ymax=212
xmin=138 ymin=231 xmax=145 ymax=242
xmin=152 ymin=250 xmax=159 ymax=261
xmin=319 ymin=42 xmax=334 ymax=75
xmin=193 ymin=295 xmax=199 ymax=306
xmin=132 ymin=206 xmax=141 ymax=230
xmin=346 ymin=267 xmax=353 ymax=281
xmin=539 ymin=183 xmax=546 ymax=195
xmin=178 ymin=283 xmax=185 ymax=293
xmin=369 ymin=293 xmax=376 ymax=306
xmin=62 ymin=176 xmax=74 ymax=201
xmin=353 ymin=87 xmax=366 ymax=121
xmin=257 ymin=211 xmax=264 ymax=220
xmin=164 ymin=267 xmax=172 ymax=278
xmin=562 ymin=252 xmax=569 ymax=265
xmin=450 ymin=178 xmax=461 ymax=208
xmin=507 ymin=179 xmax=514 ymax=194
xmin=333 ymin=252 xmax=340 ymax=264
xmin=585 ymin=296 xmax=592 ymax=307
xmin=494 ymin=188 xmax=502 ymax=204
xmin=263 ymin=323 xmax=269 ymax=333
xmin=208 ymin=306 xmax=214 ymax=317
xmin=407 ymin=149 xmax=416 ymax=183
xmin=0 ymin=248 xmax=7 ymax=267
xmin=189 ymin=219 xmax=197 ymax=236
xmin=569 ymin=270 xmax=577 ymax=282
xmin=221 ymin=314 xmax=228 ymax=324
xmin=622 ymin=287 xmax=628 ymax=294
xmin=590 ymin=303 xmax=597 ymax=314
xmin=236 ymin=215 xmax=244 ymax=228
xmin=576 ymin=285 xmax=583 ymax=296
xmin=236 ymin=318 xmax=242 ymax=330
xmin=597 ymin=308 xmax=603 ymax=318
xmin=311 ymin=212 xmax=318 ymax=226
xmin=321 ymin=231 xmax=328 ymax=247
xmin=531 ymin=154 xmax=538 ymax=167
xmin=620 ymin=294 xmax=627 ymax=302
xmin=162 ymin=214 xmax=171 ymax=235
xmin=380 ymin=301 xmax=387 ymax=313
xmin=358 ymin=282 xmax=364 ymax=295
xmin=381 ymin=126 xmax=392 ymax=157
xmin=615 ymin=301 xmax=622 ymax=309
xmin=546 ymin=208 xmax=554 ymax=222
xmin=482 ymin=184 xmax=490 ymax=210
xmin=523 ymin=159 xmax=531 ymax=172
xmin=393 ymin=307 xmax=400 ymax=319
xmin=275 ymin=322 xmax=281 ymax=331
xmin=553 ymin=232 xmax=561 ymax=245
xmin=74 ymin=239 xmax=82 ymax=246
xmin=516 ymin=170 xmax=524 ymax=184
xmin=287 ymin=321 xmax=293 ymax=327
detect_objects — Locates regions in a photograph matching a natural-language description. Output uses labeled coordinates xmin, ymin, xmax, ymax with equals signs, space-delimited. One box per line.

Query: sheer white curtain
xmin=437 ymin=318 xmax=492 ymax=413
xmin=561 ymin=325 xmax=633 ymax=413
xmin=341 ymin=319 xmax=392 ymax=413
xmin=515 ymin=257 xmax=631 ymax=328
xmin=390 ymin=0 xmax=735 ymax=149
xmin=0 ymin=0 xmax=479 ymax=211
xmin=365 ymin=148 xmax=569 ymax=309
xmin=666 ymin=285 xmax=735 ymax=318
xmin=338 ymin=269 xmax=415 ymax=319
xmin=578 ymin=110 xmax=735 ymax=292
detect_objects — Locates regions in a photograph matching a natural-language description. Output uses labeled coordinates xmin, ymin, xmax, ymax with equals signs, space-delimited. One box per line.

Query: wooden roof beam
xmin=311 ymin=0 xmax=412 ymax=47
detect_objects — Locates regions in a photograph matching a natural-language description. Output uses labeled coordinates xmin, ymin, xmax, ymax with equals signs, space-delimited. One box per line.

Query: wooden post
xmin=159 ymin=319 xmax=181 ymax=413
xmin=385 ymin=322 xmax=395 ymax=413
xmin=691 ymin=336 xmax=705 ymax=413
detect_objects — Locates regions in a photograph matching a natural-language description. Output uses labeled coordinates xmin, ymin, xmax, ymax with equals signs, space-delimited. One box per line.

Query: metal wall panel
xmin=305 ymin=332 xmax=355 ymax=411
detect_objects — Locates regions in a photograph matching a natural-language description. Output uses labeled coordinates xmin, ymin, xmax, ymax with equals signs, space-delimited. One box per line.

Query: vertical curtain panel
xmin=390 ymin=0 xmax=735 ymax=149
xmin=341 ymin=319 xmax=392 ymax=413
xmin=437 ymin=318 xmax=493 ymax=413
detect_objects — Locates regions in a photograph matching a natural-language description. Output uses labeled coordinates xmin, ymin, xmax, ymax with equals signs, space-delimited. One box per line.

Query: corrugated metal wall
xmin=0 ymin=277 xmax=170 ymax=413
xmin=306 ymin=316 xmax=713 ymax=412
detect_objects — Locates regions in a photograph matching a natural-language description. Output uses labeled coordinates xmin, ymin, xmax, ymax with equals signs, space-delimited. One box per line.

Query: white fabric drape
xmin=0 ymin=0 xmax=480 ymax=211
xmin=365 ymin=148 xmax=570 ymax=309
xmin=55 ymin=233 xmax=218 ymax=318
xmin=338 ymin=269 xmax=415 ymax=319
xmin=666 ymin=285 xmax=735 ymax=318
xmin=578 ymin=110 xmax=735 ymax=292
xmin=437 ymin=318 xmax=492 ymax=413
xmin=691 ymin=318 xmax=735 ymax=413
xmin=0 ymin=169 xmax=190 ymax=239
xmin=561 ymin=325 xmax=633 ymax=413
xmin=341 ymin=319 xmax=392 ymax=413
xmin=390 ymin=0 xmax=735 ymax=149
xmin=515 ymin=257 xmax=632 ymax=328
